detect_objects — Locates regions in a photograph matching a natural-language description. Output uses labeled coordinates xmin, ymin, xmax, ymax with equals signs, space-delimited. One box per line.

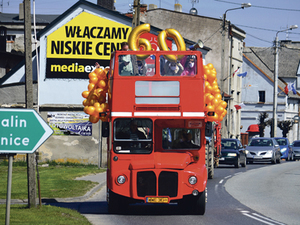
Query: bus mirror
xmin=205 ymin=122 xmax=213 ymax=137
xmin=102 ymin=122 xmax=109 ymax=137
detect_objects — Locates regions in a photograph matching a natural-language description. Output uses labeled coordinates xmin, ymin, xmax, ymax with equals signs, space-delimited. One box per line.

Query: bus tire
xmin=195 ymin=188 xmax=207 ymax=215
xmin=108 ymin=190 xmax=128 ymax=214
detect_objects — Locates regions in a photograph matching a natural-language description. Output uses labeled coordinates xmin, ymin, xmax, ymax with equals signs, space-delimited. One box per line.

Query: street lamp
xmin=220 ymin=3 xmax=251 ymax=138
xmin=272 ymin=25 xmax=298 ymax=137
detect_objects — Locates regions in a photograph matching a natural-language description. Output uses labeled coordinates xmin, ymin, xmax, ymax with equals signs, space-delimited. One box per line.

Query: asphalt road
xmin=225 ymin=161 xmax=300 ymax=225
xmin=46 ymin=161 xmax=300 ymax=225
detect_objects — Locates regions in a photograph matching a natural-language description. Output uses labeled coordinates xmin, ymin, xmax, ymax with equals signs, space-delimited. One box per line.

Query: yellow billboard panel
xmin=47 ymin=12 xmax=132 ymax=60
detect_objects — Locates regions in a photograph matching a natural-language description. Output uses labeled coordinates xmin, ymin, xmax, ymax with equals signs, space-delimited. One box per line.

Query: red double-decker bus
xmin=105 ymin=50 xmax=209 ymax=215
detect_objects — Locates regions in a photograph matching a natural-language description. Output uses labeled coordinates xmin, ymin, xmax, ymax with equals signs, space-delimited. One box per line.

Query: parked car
xmin=274 ymin=137 xmax=293 ymax=160
xmin=220 ymin=139 xmax=246 ymax=168
xmin=291 ymin=140 xmax=300 ymax=160
xmin=245 ymin=137 xmax=281 ymax=164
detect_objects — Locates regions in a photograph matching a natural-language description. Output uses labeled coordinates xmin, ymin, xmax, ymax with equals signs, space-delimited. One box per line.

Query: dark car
xmin=220 ymin=139 xmax=246 ymax=168
xmin=245 ymin=137 xmax=281 ymax=164
xmin=274 ymin=137 xmax=293 ymax=160
xmin=291 ymin=140 xmax=300 ymax=160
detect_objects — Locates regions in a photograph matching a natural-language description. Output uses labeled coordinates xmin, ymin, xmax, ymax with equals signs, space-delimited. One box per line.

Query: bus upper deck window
xmin=160 ymin=54 xmax=197 ymax=76
xmin=118 ymin=55 xmax=155 ymax=76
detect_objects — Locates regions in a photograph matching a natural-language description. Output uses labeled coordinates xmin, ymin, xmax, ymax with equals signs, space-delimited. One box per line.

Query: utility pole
xmin=132 ymin=0 xmax=140 ymax=28
xmin=24 ymin=0 xmax=36 ymax=208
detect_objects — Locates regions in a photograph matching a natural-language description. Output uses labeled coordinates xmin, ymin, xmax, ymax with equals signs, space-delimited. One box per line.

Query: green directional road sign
xmin=0 ymin=108 xmax=53 ymax=154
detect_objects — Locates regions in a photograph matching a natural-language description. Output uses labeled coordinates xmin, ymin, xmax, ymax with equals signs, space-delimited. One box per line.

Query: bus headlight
xmin=117 ymin=175 xmax=126 ymax=184
xmin=189 ymin=176 xmax=197 ymax=185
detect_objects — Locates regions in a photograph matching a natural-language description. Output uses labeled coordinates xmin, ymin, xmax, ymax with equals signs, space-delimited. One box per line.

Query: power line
xmin=214 ymin=0 xmax=300 ymax=12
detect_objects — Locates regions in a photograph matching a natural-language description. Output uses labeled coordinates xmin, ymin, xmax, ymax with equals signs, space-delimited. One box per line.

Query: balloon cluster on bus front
xmin=204 ymin=63 xmax=227 ymax=122
xmin=82 ymin=67 xmax=110 ymax=123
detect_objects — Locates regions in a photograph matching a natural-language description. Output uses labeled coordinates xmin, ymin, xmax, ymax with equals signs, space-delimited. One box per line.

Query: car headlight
xmin=117 ymin=175 xmax=126 ymax=184
xmin=267 ymin=150 xmax=273 ymax=154
xmin=189 ymin=176 xmax=197 ymax=185
xmin=228 ymin=153 xmax=237 ymax=157
xmin=280 ymin=148 xmax=287 ymax=152
xmin=245 ymin=150 xmax=249 ymax=154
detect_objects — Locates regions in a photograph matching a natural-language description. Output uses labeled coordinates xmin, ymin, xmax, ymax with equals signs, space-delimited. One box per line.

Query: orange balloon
xmin=82 ymin=99 xmax=89 ymax=106
xmin=206 ymin=104 xmax=215 ymax=112
xmin=207 ymin=63 xmax=214 ymax=70
xmin=101 ymin=103 xmax=109 ymax=111
xmin=94 ymin=68 xmax=104 ymax=76
xmin=220 ymin=101 xmax=227 ymax=109
xmin=82 ymin=91 xmax=89 ymax=99
xmin=203 ymin=65 xmax=209 ymax=71
xmin=205 ymin=84 xmax=213 ymax=93
xmin=214 ymin=93 xmax=222 ymax=100
xmin=88 ymin=83 xmax=95 ymax=91
xmin=89 ymin=115 xmax=99 ymax=123
xmin=216 ymin=106 xmax=225 ymax=115
xmin=204 ymin=74 xmax=207 ymax=81
xmin=86 ymin=106 xmax=95 ymax=115
xmin=97 ymin=80 xmax=107 ymax=89
xmin=89 ymin=76 xmax=98 ymax=84
xmin=205 ymin=94 xmax=214 ymax=105
xmin=222 ymin=109 xmax=227 ymax=117
xmin=83 ymin=106 xmax=89 ymax=114
xmin=98 ymin=95 xmax=106 ymax=103
xmin=212 ymin=88 xmax=221 ymax=95
xmin=211 ymin=98 xmax=220 ymax=107
xmin=88 ymin=72 xmax=97 ymax=79
xmin=204 ymin=69 xmax=211 ymax=76
xmin=207 ymin=73 xmax=217 ymax=83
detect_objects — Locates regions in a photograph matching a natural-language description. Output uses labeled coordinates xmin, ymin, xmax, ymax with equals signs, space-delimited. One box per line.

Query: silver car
xmin=291 ymin=140 xmax=300 ymax=160
xmin=245 ymin=137 xmax=281 ymax=164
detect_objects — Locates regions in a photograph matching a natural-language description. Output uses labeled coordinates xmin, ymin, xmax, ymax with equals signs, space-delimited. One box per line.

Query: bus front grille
xmin=137 ymin=171 xmax=178 ymax=198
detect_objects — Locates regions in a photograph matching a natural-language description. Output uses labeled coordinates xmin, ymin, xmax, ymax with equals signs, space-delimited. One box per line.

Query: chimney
xmin=148 ymin=4 xmax=157 ymax=10
xmin=174 ymin=3 xmax=182 ymax=12
xmin=97 ymin=0 xmax=115 ymax=11
xmin=19 ymin=3 xmax=24 ymax=20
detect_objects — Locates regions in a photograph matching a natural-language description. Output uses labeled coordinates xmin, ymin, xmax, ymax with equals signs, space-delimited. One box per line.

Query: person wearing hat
xmin=181 ymin=55 xmax=197 ymax=76
xmin=163 ymin=60 xmax=184 ymax=76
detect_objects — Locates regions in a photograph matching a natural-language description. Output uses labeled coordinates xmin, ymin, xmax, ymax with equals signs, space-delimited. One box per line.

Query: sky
xmin=1 ymin=0 xmax=300 ymax=47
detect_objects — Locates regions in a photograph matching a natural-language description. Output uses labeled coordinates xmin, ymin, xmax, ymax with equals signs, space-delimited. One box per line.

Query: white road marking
xmin=219 ymin=179 xmax=224 ymax=184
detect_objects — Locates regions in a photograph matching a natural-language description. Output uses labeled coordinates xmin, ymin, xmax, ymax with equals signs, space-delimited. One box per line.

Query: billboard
xmin=46 ymin=11 xmax=132 ymax=79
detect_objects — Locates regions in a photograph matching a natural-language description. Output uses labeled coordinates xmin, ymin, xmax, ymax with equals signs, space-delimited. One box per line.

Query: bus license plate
xmin=146 ymin=197 xmax=169 ymax=203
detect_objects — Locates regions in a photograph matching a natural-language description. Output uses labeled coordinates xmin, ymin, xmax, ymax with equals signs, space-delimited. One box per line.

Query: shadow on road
xmin=43 ymin=200 xmax=199 ymax=215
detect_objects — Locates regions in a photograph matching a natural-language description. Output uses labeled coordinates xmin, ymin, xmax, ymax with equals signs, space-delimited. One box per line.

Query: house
xmin=241 ymin=45 xmax=300 ymax=142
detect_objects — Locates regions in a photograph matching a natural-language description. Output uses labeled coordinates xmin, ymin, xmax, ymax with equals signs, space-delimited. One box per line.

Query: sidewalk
xmin=0 ymin=172 xmax=107 ymax=204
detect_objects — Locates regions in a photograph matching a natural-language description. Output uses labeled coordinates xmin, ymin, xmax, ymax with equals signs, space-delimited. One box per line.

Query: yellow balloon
xmin=220 ymin=101 xmax=227 ymax=109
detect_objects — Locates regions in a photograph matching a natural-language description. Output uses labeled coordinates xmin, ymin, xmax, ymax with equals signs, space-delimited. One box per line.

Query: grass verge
xmin=0 ymin=161 xmax=106 ymax=199
xmin=0 ymin=204 xmax=91 ymax=225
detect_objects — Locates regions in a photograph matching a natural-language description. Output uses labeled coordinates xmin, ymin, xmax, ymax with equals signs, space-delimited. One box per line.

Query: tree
xmin=258 ymin=112 xmax=269 ymax=137
xmin=278 ymin=120 xmax=293 ymax=137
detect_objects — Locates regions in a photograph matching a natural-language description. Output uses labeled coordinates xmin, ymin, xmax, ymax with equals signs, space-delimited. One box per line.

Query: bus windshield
xmin=114 ymin=118 xmax=152 ymax=154
xmin=162 ymin=128 xmax=200 ymax=150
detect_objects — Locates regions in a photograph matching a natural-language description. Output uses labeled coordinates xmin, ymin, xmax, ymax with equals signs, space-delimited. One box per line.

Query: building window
xmin=258 ymin=91 xmax=265 ymax=103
